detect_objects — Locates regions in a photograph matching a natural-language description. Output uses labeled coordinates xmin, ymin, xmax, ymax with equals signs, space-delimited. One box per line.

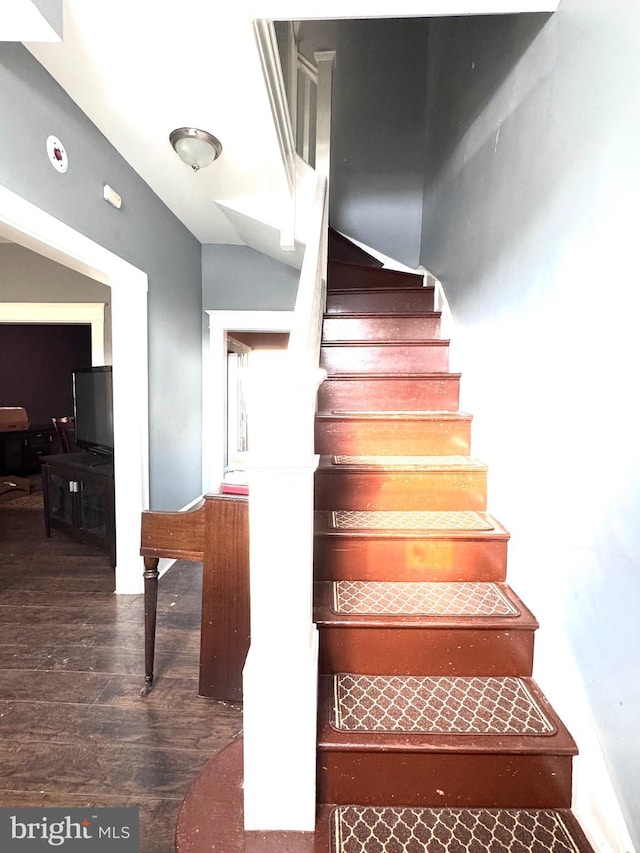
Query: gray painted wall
xmin=0 ymin=243 xmax=110 ymax=301
xmin=0 ymin=44 xmax=203 ymax=510
xmin=202 ymin=244 xmax=299 ymax=311
xmin=421 ymin=3 xmax=640 ymax=842
xmin=299 ymin=18 xmax=430 ymax=267
xmin=0 ymin=243 xmax=112 ymax=360
xmin=33 ymin=0 xmax=63 ymax=38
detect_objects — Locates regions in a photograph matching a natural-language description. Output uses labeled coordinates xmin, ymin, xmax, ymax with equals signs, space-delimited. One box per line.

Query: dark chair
xmin=51 ymin=417 xmax=76 ymax=454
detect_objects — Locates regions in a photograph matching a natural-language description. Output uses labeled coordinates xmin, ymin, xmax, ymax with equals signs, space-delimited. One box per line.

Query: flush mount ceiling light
xmin=169 ymin=127 xmax=222 ymax=172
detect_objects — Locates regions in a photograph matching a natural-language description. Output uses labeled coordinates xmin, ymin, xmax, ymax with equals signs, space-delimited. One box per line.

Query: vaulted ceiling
xmin=5 ymin=0 xmax=559 ymax=258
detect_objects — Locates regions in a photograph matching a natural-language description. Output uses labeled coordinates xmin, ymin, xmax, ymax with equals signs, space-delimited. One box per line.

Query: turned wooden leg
xmin=142 ymin=556 xmax=159 ymax=695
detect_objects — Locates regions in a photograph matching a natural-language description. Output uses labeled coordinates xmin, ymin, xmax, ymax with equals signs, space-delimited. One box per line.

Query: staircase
xmin=175 ymin=232 xmax=599 ymax=852
xmin=312 ymin=232 xmax=595 ymax=851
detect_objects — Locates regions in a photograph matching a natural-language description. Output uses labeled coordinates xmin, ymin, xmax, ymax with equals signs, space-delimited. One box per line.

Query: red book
xmin=221 ymin=482 xmax=249 ymax=496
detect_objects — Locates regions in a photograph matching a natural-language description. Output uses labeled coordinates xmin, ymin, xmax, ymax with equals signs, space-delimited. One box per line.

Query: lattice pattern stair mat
xmin=332 ymin=455 xmax=481 ymax=468
xmin=332 ymin=581 xmax=519 ymax=617
xmin=331 ymin=806 xmax=583 ymax=853
xmin=331 ymin=674 xmax=555 ymax=735
xmin=330 ymin=510 xmax=495 ymax=531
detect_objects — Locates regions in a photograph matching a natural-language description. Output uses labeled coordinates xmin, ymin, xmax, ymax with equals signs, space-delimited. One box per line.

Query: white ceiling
xmin=26 ymin=2 xmax=295 ymax=259
xmin=7 ymin=0 xmax=559 ymax=258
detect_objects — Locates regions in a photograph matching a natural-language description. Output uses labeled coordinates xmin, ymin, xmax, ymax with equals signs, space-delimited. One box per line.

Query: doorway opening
xmin=205 ymin=310 xmax=294 ymax=493
xmin=0 ymin=185 xmax=149 ymax=594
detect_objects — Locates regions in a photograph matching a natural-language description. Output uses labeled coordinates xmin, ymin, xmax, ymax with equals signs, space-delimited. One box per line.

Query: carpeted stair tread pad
xmin=330 ymin=510 xmax=495 ymax=531
xmin=332 ymin=581 xmax=519 ymax=616
xmin=331 ymin=806 xmax=585 ymax=853
xmin=331 ymin=674 xmax=555 ymax=735
xmin=332 ymin=455 xmax=484 ymax=468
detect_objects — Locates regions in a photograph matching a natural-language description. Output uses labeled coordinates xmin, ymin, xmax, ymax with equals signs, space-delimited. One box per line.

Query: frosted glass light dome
xmin=169 ymin=128 xmax=222 ymax=171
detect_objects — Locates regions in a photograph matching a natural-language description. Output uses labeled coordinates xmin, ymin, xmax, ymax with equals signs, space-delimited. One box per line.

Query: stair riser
xmin=319 ymin=627 xmax=534 ymax=677
xmin=326 ymin=289 xmax=435 ymax=314
xmin=315 ymin=420 xmax=471 ymax=456
xmin=318 ymin=753 xmax=573 ymax=808
xmin=322 ymin=315 xmax=442 ymax=342
xmin=318 ymin=376 xmax=461 ymax=412
xmin=328 ymin=263 xmax=423 ymax=291
xmin=314 ymin=470 xmax=487 ymax=512
xmin=314 ymin=536 xmax=508 ymax=583
xmin=321 ymin=344 xmax=449 ymax=374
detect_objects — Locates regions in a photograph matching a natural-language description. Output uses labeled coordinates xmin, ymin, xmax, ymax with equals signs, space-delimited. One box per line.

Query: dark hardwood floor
xmin=0 ymin=505 xmax=243 ymax=852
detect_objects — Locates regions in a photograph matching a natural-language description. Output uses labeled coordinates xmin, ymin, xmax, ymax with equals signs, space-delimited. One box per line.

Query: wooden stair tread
xmin=316 ymin=410 xmax=469 ymax=420
xmin=323 ymin=311 xmax=442 ymax=319
xmin=317 ymin=510 xmax=508 ymax=537
xmin=319 ymin=455 xmax=487 ymax=471
xmin=319 ymin=371 xmax=461 ymax=379
xmin=315 ymin=412 xmax=473 ymax=458
xmin=322 ymin=338 xmax=450 ymax=347
xmin=315 ymin=579 xmax=536 ymax=676
xmin=314 ymin=510 xmax=510 ymax=583
xmin=314 ymin=581 xmax=536 ymax=627
xmin=318 ymin=674 xmax=577 ymax=754
xmin=318 ymin=375 xmax=462 ymax=414
xmin=322 ymin=313 xmax=443 ymax=342
xmin=314 ymin=457 xmax=489 ymax=509
xmin=330 ymin=806 xmax=595 ymax=853
xmin=321 ymin=340 xmax=450 ymax=374
xmin=328 ymin=286 xmax=434 ymax=295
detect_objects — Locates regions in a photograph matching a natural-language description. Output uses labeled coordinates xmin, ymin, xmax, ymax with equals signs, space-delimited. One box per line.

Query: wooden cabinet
xmin=42 ymin=452 xmax=115 ymax=566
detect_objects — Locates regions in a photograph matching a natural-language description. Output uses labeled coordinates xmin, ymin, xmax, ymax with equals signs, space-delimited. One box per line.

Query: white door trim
xmin=0 ymin=183 xmax=149 ymax=594
xmin=204 ymin=309 xmax=294 ymax=492
xmin=0 ymin=302 xmax=106 ymax=365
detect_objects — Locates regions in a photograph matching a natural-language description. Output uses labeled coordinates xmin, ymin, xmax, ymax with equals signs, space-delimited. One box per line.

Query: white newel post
xmin=242 ymin=365 xmax=326 ymax=832
xmin=241 ymin=35 xmax=333 ymax=834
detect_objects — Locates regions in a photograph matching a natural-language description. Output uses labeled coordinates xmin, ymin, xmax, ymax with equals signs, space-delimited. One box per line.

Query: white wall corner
xmin=533 ymin=624 xmax=636 ymax=853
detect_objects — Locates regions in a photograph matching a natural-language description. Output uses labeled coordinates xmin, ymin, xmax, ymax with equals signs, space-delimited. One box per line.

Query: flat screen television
xmin=72 ymin=366 xmax=114 ymax=458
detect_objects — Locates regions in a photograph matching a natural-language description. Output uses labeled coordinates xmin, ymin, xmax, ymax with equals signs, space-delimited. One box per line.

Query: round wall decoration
xmin=46 ymin=135 xmax=68 ymax=173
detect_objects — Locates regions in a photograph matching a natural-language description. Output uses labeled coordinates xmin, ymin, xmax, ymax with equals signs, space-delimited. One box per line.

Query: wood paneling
xmin=200 ymin=495 xmax=250 ymax=702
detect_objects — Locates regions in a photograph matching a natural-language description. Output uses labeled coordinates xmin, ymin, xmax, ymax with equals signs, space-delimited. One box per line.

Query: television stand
xmin=41 ymin=452 xmax=115 ymax=566
xmin=77 ymin=451 xmax=113 ymax=468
